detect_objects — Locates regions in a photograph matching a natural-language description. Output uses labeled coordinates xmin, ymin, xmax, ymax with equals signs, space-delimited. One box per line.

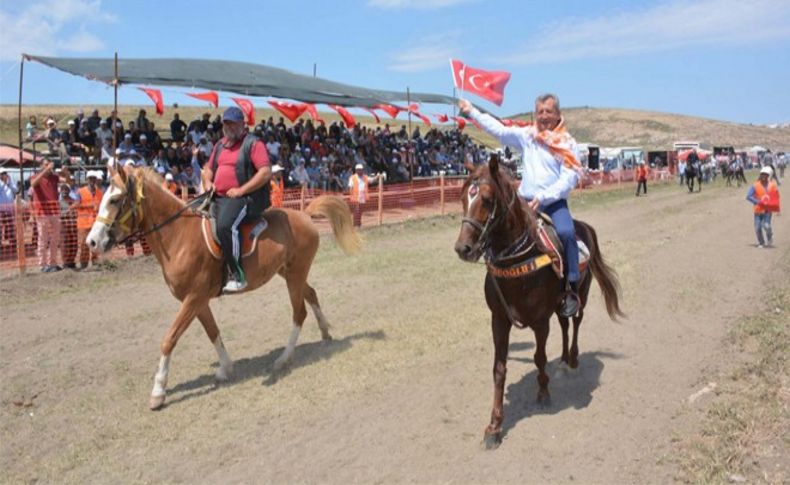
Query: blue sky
xmin=0 ymin=0 xmax=788 ymax=124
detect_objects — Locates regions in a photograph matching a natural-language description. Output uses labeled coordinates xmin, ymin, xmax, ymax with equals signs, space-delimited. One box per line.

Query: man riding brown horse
xmin=459 ymin=94 xmax=582 ymax=317
xmin=201 ymin=106 xmax=272 ymax=293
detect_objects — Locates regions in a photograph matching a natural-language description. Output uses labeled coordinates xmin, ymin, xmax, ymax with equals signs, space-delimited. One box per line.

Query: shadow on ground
xmin=500 ymin=350 xmax=624 ymax=439
xmin=165 ymin=330 xmax=387 ymax=407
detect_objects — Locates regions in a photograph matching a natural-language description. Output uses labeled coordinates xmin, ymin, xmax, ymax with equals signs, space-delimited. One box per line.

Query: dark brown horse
xmin=454 ymin=155 xmax=624 ymax=449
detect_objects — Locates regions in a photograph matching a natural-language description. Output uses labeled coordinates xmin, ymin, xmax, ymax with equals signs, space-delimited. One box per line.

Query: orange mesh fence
xmin=0 ymin=169 xmax=673 ymax=273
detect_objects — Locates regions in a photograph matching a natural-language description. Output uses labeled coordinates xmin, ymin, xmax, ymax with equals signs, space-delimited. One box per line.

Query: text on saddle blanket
xmin=487 ymin=219 xmax=590 ymax=279
xmin=202 ymin=217 xmax=269 ymax=260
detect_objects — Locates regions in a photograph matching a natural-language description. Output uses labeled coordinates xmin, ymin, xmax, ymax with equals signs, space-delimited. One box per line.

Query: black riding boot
xmin=560 ymin=281 xmax=580 ymax=318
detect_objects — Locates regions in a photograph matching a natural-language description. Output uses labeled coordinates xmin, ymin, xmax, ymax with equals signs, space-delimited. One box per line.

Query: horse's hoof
xmin=149 ymin=394 xmax=166 ymax=410
xmin=536 ymin=394 xmax=552 ymax=408
xmin=273 ymin=357 xmax=290 ymax=371
xmin=482 ymin=432 xmax=502 ymax=450
xmin=321 ymin=333 xmax=333 ymax=343
xmin=215 ymin=367 xmax=231 ymax=382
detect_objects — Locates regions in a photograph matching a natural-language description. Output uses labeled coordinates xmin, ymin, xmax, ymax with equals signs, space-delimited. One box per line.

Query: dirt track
xmin=1 ymin=181 xmax=787 ymax=483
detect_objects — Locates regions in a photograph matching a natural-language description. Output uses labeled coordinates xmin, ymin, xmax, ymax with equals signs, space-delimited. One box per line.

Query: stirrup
xmin=560 ymin=291 xmax=580 ymax=318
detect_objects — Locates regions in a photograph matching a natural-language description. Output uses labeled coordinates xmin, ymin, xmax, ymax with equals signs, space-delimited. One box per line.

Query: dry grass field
xmin=2 ymin=181 xmax=788 ymax=483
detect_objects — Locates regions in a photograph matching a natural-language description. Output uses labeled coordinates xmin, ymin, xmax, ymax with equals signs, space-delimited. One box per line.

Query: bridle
xmin=95 ymin=174 xmax=145 ymax=246
xmin=95 ymin=172 xmax=210 ymax=247
xmin=461 ymin=178 xmax=520 ymax=258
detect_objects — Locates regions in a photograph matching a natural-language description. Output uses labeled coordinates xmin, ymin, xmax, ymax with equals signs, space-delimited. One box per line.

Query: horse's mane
xmin=487 ymin=164 xmax=540 ymax=248
xmin=138 ymin=167 xmax=186 ymax=206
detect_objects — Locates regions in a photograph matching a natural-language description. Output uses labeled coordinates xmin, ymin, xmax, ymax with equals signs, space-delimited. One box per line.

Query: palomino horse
xmin=87 ymin=166 xmax=360 ymax=410
xmin=454 ymin=155 xmax=624 ymax=449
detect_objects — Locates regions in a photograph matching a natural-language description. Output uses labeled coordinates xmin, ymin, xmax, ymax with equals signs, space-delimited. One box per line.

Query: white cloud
xmin=0 ymin=0 xmax=116 ymax=61
xmin=495 ymin=0 xmax=790 ymax=65
xmin=368 ymin=0 xmax=473 ymax=9
xmin=388 ymin=32 xmax=461 ymax=72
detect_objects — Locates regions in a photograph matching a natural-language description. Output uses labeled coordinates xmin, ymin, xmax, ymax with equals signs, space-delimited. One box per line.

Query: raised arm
xmin=457 ymin=99 xmax=524 ymax=149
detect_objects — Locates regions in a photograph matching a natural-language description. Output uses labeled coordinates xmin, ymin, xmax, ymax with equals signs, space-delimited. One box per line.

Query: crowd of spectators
xmin=24 ymin=108 xmax=491 ymax=194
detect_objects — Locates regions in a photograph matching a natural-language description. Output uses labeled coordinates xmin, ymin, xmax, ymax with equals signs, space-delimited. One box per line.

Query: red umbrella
xmin=677 ymin=149 xmax=711 ymax=162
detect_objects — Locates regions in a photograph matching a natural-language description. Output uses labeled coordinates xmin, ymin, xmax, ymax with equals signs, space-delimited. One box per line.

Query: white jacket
xmin=469 ymin=109 xmax=579 ymax=206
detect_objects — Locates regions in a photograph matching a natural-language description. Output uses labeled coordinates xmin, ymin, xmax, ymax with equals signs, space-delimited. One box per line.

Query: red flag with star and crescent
xmin=230 ymin=97 xmax=256 ymax=126
xmin=186 ymin=91 xmax=219 ymax=108
xmin=268 ymin=100 xmax=307 ymax=122
xmin=450 ymin=59 xmax=511 ymax=106
xmin=138 ymin=87 xmax=164 ymax=115
xmin=328 ymin=105 xmax=357 ymax=128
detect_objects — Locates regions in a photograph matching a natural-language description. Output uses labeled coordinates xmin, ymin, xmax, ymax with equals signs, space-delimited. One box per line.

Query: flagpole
xmin=112 ymin=52 xmax=118 ymax=158
xmin=17 ymin=54 xmax=24 ymax=188
xmin=407 ymin=86 xmax=413 ymax=183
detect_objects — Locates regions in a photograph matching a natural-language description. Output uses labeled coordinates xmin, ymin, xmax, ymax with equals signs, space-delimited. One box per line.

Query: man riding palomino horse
xmin=201 ymin=107 xmax=272 ymax=293
xmin=458 ymin=94 xmax=582 ymax=318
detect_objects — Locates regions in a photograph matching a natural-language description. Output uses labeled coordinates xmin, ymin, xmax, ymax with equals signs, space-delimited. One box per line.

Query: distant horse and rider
xmin=455 ymin=154 xmax=624 ymax=449
xmin=87 ymin=165 xmax=360 ymax=410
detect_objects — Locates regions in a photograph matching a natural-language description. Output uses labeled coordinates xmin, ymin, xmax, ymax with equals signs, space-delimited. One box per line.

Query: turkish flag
xmin=328 ymin=105 xmax=356 ymax=129
xmin=361 ymin=107 xmax=380 ymax=123
xmin=450 ymin=59 xmax=511 ymax=106
xmin=268 ymin=100 xmax=307 ymax=122
xmin=405 ymin=104 xmax=431 ymax=126
xmin=450 ymin=116 xmax=467 ymax=131
xmin=435 ymin=114 xmax=449 ymax=123
xmin=304 ymin=103 xmax=324 ymax=123
xmin=231 ymin=97 xmax=256 ymax=126
xmin=138 ymin=87 xmax=164 ymax=116
xmin=373 ymin=104 xmax=403 ymax=119
xmin=186 ymin=91 xmax=219 ymax=108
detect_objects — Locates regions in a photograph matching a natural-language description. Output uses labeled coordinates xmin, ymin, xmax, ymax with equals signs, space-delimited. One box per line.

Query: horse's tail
xmin=584 ymin=223 xmax=626 ymax=321
xmin=304 ymin=195 xmax=362 ymax=255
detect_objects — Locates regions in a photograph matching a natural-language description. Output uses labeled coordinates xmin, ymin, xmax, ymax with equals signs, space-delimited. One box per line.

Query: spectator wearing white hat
xmin=746 ymin=166 xmax=781 ymax=248
xmin=0 ymin=167 xmax=18 ymax=259
xmin=59 ymin=182 xmax=79 ymax=269
xmin=118 ymin=133 xmax=135 ymax=153
xmin=75 ymin=170 xmax=104 ymax=268
xmin=45 ymin=119 xmax=68 ymax=162
xmin=348 ymin=163 xmax=383 ymax=227
xmin=163 ymin=172 xmax=179 ymax=195
xmin=270 ymin=164 xmax=285 ymax=207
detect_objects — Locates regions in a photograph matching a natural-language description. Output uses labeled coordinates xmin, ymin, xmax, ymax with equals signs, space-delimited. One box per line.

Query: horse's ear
xmin=489 ymin=153 xmax=500 ymax=178
xmin=464 ymin=160 xmax=475 ymax=174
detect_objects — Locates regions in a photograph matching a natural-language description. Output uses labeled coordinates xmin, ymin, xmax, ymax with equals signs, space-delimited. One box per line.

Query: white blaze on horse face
xmin=86 ymin=184 xmax=123 ymax=253
xmin=466 ymin=183 xmax=480 ymax=216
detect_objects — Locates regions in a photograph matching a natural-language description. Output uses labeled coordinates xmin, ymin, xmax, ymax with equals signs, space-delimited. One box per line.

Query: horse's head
xmin=86 ymin=164 xmax=144 ymax=253
xmin=455 ymin=153 xmax=509 ymax=262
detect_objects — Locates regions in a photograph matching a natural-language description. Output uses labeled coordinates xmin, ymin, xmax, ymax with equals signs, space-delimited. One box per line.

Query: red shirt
xmin=211 ymin=137 xmax=270 ymax=196
xmin=32 ymin=172 xmax=60 ymax=216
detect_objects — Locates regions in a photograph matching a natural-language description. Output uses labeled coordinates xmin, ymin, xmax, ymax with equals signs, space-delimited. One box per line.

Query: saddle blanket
xmin=537 ymin=219 xmax=590 ymax=278
xmin=202 ymin=217 xmax=268 ymax=260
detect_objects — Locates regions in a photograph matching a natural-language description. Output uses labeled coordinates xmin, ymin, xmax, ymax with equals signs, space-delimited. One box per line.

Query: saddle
xmin=534 ymin=213 xmax=590 ymax=279
xmin=201 ymin=212 xmax=269 ymax=260
xmin=486 ymin=213 xmax=590 ymax=280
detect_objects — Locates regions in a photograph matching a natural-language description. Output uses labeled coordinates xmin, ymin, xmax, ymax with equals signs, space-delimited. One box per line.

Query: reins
xmin=463 ymin=181 xmax=534 ymax=329
xmin=98 ymin=174 xmax=212 ymax=248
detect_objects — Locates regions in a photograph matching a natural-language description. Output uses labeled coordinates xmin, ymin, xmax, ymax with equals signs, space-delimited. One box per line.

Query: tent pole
xmin=17 ymin=55 xmax=24 ymax=187
xmin=112 ymin=52 xmax=118 ymax=157
xmin=407 ymin=86 xmax=413 ymax=183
